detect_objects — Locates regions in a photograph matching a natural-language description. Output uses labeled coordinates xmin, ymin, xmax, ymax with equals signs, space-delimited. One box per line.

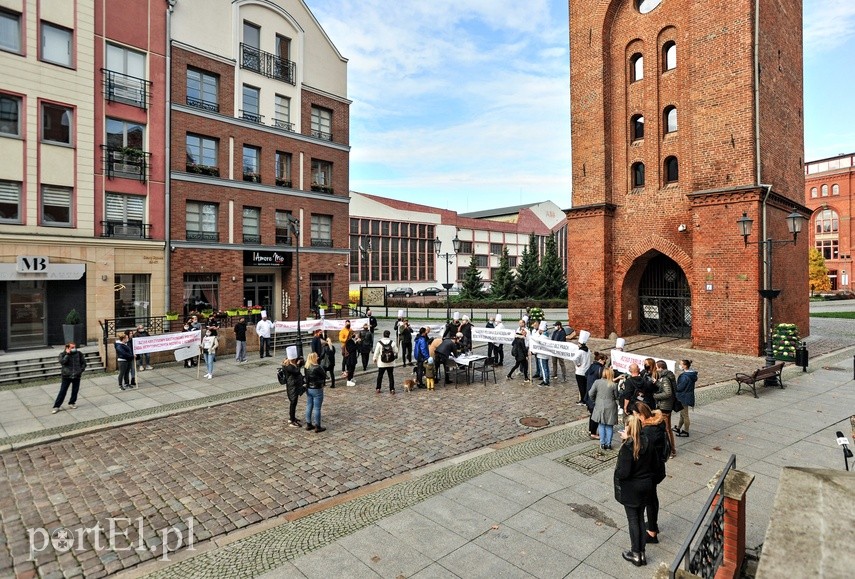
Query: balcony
xmin=310 ymin=129 xmax=333 ymax=141
xmin=311 ymin=184 xmax=334 ymax=194
xmin=311 ymin=238 xmax=333 ymax=247
xmin=240 ymin=109 xmax=264 ymax=124
xmin=186 ymin=230 xmax=219 ymax=242
xmin=100 ymin=220 xmax=152 ymax=239
xmin=102 ymin=69 xmax=150 ymax=109
xmin=243 ymin=234 xmax=261 ymax=244
xmin=102 ymin=146 xmax=150 ymax=182
xmin=275 ymin=234 xmax=293 ymax=246
xmin=275 ymin=178 xmax=292 ymax=188
xmin=240 ymin=43 xmax=296 ymax=85
xmin=186 ymin=95 xmax=219 ymax=113
xmin=273 ymin=118 xmax=294 ymax=132
xmin=186 ymin=163 xmax=220 ymax=177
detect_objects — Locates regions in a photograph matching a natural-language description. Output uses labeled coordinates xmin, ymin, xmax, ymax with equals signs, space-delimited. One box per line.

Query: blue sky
xmin=309 ymin=0 xmax=855 ymax=213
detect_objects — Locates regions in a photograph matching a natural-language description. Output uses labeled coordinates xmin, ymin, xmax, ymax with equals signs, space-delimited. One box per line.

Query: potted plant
xmin=318 ymin=304 xmax=328 ymax=310
xmin=226 ymin=307 xmax=239 ymax=317
xmin=165 ymin=310 xmax=180 ymax=321
xmin=63 ymin=309 xmax=85 ymax=345
xmin=237 ymin=307 xmax=249 ymax=315
xmin=332 ymin=302 xmax=343 ymax=310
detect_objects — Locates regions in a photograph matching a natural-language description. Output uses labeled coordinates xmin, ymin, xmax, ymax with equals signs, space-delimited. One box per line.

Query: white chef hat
xmin=579 ymin=330 xmax=591 ymax=344
xmin=398 ymin=309 xmax=404 ymax=318
xmin=616 ymin=337 xmax=626 ymax=349
xmin=522 ymin=315 xmax=529 ymax=323
xmin=495 ymin=314 xmax=502 ymax=322
xmin=539 ymin=320 xmax=548 ymax=332
xmin=453 ymin=311 xmax=460 ymax=321
xmin=462 ymin=315 xmax=469 ymax=322
xmin=286 ymin=346 xmax=298 ymax=360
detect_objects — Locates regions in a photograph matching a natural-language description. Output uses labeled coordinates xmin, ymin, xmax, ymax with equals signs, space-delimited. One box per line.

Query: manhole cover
xmin=519 ymin=416 xmax=550 ymax=428
xmin=822 ymin=366 xmax=848 ymax=372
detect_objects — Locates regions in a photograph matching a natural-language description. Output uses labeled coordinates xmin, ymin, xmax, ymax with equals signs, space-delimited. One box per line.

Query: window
xmin=816 ymin=239 xmax=839 ymax=261
xmin=41 ymin=22 xmax=72 ymax=67
xmin=311 ymin=159 xmax=333 ymax=193
xmin=814 ymin=209 xmax=839 ymax=234
xmin=0 ymin=9 xmax=21 ymax=53
xmin=275 ymin=151 xmax=292 ymax=186
xmin=631 ymin=114 xmax=644 ymax=140
xmin=0 ymin=180 xmax=21 ymax=223
xmin=243 ymin=21 xmax=260 ymax=49
xmin=105 ymin=43 xmax=146 ymax=107
xmin=183 ymin=273 xmax=220 ymax=314
xmin=186 ymin=68 xmax=218 ymax=111
xmin=104 ymin=193 xmax=146 ymax=238
xmin=311 ymin=214 xmax=332 ymax=247
xmin=310 ymin=106 xmax=332 ymax=140
xmin=106 ymin=118 xmax=144 ymax=149
xmin=242 ymin=207 xmax=261 ymax=243
xmin=186 ymin=201 xmax=218 ymax=241
xmin=241 ymin=85 xmax=261 ymax=122
xmin=636 ymin=0 xmax=662 ymax=13
xmin=832 ymin=184 xmax=840 ymax=196
xmin=115 ymin=274 xmax=151 ymax=322
xmin=41 ymin=185 xmax=72 ymax=226
xmin=0 ymin=94 xmax=21 ymax=136
xmin=630 ymin=53 xmax=643 ymax=82
xmin=507 ymin=256 xmax=518 ymax=268
xmin=631 ymin=162 xmax=645 ymax=187
xmin=664 ymin=106 xmax=678 ymax=133
xmin=821 ymin=184 xmax=828 ymax=197
xmin=242 ymin=146 xmax=260 ymax=181
xmin=42 ymin=103 xmax=73 ymax=144
xmin=490 ymin=243 xmax=503 ymax=255
xmin=457 ymin=240 xmax=473 ymax=254
xmin=274 ymin=94 xmax=292 ymax=130
xmin=275 ymin=210 xmax=293 ymax=245
xmin=810 ymin=187 xmax=818 ymax=198
xmin=663 ymin=41 xmax=676 ymax=71
xmin=473 ymin=255 xmax=488 ymax=267
xmin=664 ymin=156 xmax=679 ymax=183
xmin=186 ymin=134 xmax=218 ymax=173
xmin=276 ymin=34 xmax=290 ymax=60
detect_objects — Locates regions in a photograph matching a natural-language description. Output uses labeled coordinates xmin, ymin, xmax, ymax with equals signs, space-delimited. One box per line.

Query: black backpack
xmin=277 ymin=366 xmax=287 ymax=385
xmin=380 ymin=340 xmax=396 ymax=363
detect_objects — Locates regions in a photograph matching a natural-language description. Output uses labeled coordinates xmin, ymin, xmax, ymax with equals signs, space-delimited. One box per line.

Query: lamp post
xmin=434 ymin=234 xmax=460 ymax=322
xmin=359 ymin=236 xmax=373 ymax=313
xmin=287 ymin=214 xmax=302 ymax=357
xmin=737 ymin=208 xmax=806 ymax=377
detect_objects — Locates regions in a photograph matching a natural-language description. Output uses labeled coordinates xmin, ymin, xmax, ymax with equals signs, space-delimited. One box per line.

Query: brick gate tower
xmin=566 ymin=0 xmax=809 ymax=355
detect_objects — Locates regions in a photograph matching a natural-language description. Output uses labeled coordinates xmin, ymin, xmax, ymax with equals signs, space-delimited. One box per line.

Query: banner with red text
xmin=610 ymin=350 xmax=676 ymax=374
xmin=133 ymin=330 xmax=201 ymax=354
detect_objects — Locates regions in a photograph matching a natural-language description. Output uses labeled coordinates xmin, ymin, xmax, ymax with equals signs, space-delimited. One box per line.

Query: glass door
xmin=244 ymin=274 xmax=274 ymax=321
xmin=8 ymin=281 xmax=47 ymax=348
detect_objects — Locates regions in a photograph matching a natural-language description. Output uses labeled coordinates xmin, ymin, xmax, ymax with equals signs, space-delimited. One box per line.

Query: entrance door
xmin=638 ymin=255 xmax=691 ymax=337
xmin=244 ymin=274 xmax=274 ymax=319
xmin=8 ymin=280 xmax=47 ymax=348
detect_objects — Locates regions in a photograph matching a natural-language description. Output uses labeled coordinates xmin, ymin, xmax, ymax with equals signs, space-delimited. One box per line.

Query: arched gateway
xmin=638 ymin=254 xmax=691 ymax=337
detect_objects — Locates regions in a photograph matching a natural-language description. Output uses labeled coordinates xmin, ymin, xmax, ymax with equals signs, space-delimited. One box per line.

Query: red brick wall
xmin=172 ymin=47 xmax=236 ymax=116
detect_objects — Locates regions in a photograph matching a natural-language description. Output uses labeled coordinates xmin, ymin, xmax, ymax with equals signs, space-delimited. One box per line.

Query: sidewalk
xmin=127 ymin=348 xmax=855 ymax=578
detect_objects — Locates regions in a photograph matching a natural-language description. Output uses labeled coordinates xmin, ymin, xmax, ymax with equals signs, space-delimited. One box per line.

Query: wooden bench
xmin=735 ymin=362 xmax=785 ymax=398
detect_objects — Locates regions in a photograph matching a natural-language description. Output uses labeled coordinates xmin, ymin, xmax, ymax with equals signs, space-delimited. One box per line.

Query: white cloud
xmin=804 ymin=0 xmax=855 ymax=56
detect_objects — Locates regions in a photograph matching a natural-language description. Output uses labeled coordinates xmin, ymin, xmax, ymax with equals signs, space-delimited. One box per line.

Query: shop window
xmin=184 ymin=273 xmax=219 ymax=315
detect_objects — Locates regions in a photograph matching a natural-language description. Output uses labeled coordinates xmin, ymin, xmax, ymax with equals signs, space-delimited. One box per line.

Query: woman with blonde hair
xmin=589 ymin=366 xmax=619 ymax=449
xmin=631 ymin=401 xmax=670 ymax=544
xmin=614 ymin=415 xmax=663 ymax=566
xmin=304 ymin=352 xmax=327 ymax=433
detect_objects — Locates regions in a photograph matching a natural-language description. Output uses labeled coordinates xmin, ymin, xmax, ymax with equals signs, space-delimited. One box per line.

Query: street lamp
xmin=434 ymin=234 xmax=461 ymax=322
xmin=287 ymin=214 xmax=303 ymax=357
xmin=359 ymin=236 xmax=373 ymax=312
xmin=737 ymin=208 xmax=806 ymax=377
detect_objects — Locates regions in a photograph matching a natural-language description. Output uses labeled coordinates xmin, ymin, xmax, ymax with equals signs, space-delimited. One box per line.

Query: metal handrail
xmin=240 ymin=43 xmax=296 ymax=85
xmin=670 ymin=454 xmax=737 ymax=579
xmin=101 ymin=68 xmax=151 ymax=109
xmin=101 ymin=145 xmax=150 ymax=182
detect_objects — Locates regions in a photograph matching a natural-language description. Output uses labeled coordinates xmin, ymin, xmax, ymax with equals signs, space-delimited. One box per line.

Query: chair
xmin=472 ymin=359 xmax=496 ymax=385
xmin=446 ymin=360 xmax=469 ymax=388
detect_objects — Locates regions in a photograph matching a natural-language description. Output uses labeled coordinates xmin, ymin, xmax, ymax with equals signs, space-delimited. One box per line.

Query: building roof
xmin=458 ymin=203 xmax=540 ymax=219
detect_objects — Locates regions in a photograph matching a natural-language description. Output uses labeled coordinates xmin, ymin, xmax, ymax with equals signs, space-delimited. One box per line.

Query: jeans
xmin=235 ymin=340 xmax=247 ymax=362
xmin=259 ymin=336 xmax=271 ymax=357
xmin=624 ymin=504 xmax=647 ymax=554
xmin=598 ymin=423 xmax=614 ymax=447
xmin=137 ymin=353 xmax=151 ymax=367
xmin=415 ymin=357 xmax=425 ymax=385
xmin=305 ymin=388 xmax=324 ymax=426
xmin=537 ymin=358 xmax=550 ymax=384
xmin=117 ymin=360 xmax=131 ymax=386
xmin=205 ymin=352 xmax=216 ymax=375
xmin=54 ymin=375 xmax=81 ymax=408
xmin=376 ymin=366 xmax=395 ymax=391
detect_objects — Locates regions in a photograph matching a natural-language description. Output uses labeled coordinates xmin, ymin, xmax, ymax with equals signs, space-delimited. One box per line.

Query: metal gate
xmin=639 ymin=254 xmax=691 ymax=337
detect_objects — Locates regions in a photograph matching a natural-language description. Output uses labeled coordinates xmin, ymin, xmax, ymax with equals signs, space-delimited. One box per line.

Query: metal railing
xmin=100 ymin=220 xmax=152 ymax=239
xmin=240 ymin=43 xmax=296 ymax=85
xmin=243 ymin=234 xmax=261 ymax=244
xmin=186 ymin=95 xmax=219 ymax=112
xmin=670 ymin=454 xmax=737 ymax=579
xmin=273 ymin=119 xmax=294 ymax=131
xmin=102 ymin=146 xmax=150 ymax=182
xmin=310 ymin=128 xmax=332 ymax=141
xmin=239 ymin=109 xmax=263 ymax=123
xmin=311 ymin=238 xmax=333 ymax=247
xmin=186 ymin=230 xmax=219 ymax=242
xmin=102 ymin=69 xmax=150 ymax=109
xmin=275 ymin=235 xmax=293 ymax=245
xmin=311 ymin=184 xmax=334 ymax=194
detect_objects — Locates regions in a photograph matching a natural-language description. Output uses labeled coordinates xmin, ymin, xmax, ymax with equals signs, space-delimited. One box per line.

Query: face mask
xmin=70 ymin=348 xmax=76 ymax=353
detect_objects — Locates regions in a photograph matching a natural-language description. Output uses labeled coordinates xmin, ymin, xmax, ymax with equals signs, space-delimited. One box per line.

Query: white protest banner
xmin=323 ymin=317 xmax=369 ymax=331
xmin=529 ymin=332 xmax=580 ymax=360
xmin=610 ymin=350 xmax=676 ymax=373
xmin=173 ymin=345 xmax=198 ymax=362
xmin=471 ymin=327 xmax=516 ymax=345
xmin=274 ymin=319 xmax=325 ymax=333
xmin=133 ymin=330 xmax=201 ymax=354
xmin=424 ymin=324 xmax=446 ymax=336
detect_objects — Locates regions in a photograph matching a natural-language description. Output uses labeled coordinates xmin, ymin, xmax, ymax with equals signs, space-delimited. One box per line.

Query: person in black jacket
xmin=52 ymin=342 xmax=87 ymax=413
xmin=320 ymin=337 xmax=336 ymax=388
xmin=585 ymin=351 xmax=606 ymax=437
xmin=303 ymin=353 xmax=327 ymax=433
xmin=631 ymin=402 xmax=671 ymax=544
xmin=281 ymin=347 xmax=304 ymax=427
xmin=358 ymin=324 xmax=374 ymax=370
xmin=234 ymin=317 xmax=248 ymax=363
xmin=507 ymin=329 xmax=530 ymax=382
xmin=399 ymin=320 xmax=414 ymax=366
xmin=115 ymin=334 xmax=134 ymax=391
xmin=614 ymin=415 xmax=664 ymax=567
xmin=434 ymin=334 xmax=461 ymax=385
xmin=310 ymin=329 xmax=324 ymax=359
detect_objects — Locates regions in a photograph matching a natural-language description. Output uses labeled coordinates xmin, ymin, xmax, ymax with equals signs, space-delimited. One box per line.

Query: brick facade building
xmin=805 ymin=153 xmax=854 ymax=292
xmin=168 ymin=0 xmax=350 ymax=320
xmin=566 ymin=0 xmax=809 ymax=355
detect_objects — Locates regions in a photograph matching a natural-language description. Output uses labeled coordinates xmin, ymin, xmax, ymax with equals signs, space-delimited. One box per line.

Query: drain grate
xmin=519 ymin=416 xmax=550 ymax=428
xmin=556 ymin=445 xmax=619 ymax=475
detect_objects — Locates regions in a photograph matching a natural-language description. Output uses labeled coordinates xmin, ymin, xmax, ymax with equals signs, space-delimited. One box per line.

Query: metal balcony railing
xmin=243 ymin=234 xmax=261 ymax=244
xmin=311 ymin=184 xmax=334 ymax=194
xmin=240 ymin=109 xmax=263 ymax=124
xmin=275 ymin=235 xmax=293 ymax=246
xmin=101 ymin=146 xmax=150 ymax=182
xmin=240 ymin=43 xmax=296 ymax=85
xmin=311 ymin=238 xmax=333 ymax=247
xmin=186 ymin=230 xmax=219 ymax=242
xmin=100 ymin=220 xmax=152 ymax=239
xmin=273 ymin=118 xmax=294 ymax=131
xmin=102 ymin=69 xmax=150 ymax=109
xmin=275 ymin=178 xmax=292 ymax=188
xmin=186 ymin=95 xmax=219 ymax=112
xmin=310 ymin=129 xmax=333 ymax=141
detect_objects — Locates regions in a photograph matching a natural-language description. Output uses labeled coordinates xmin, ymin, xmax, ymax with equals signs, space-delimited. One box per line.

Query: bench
xmin=735 ymin=362 xmax=785 ymax=398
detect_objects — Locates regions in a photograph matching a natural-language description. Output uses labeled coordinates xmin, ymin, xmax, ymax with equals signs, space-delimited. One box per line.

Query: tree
xmin=490 ymin=247 xmax=516 ymax=300
xmin=808 ymin=248 xmax=831 ymax=294
xmin=515 ymin=233 xmax=544 ymax=299
xmin=460 ymin=256 xmax=486 ymax=299
xmin=540 ymin=232 xmax=567 ymax=298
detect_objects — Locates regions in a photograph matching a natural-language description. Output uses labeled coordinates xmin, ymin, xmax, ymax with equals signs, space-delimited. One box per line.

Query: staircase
xmin=0 ymin=346 xmax=104 ymax=386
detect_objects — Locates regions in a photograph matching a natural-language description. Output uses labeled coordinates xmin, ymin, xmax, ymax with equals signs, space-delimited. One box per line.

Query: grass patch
xmin=810 ymin=311 xmax=855 ymax=319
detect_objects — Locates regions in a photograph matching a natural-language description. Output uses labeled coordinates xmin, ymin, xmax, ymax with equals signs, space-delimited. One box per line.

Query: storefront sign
xmin=243 ymin=250 xmax=292 ymax=268
xmin=0 ymin=263 xmax=86 ymax=280
xmin=17 ymin=256 xmax=49 ymax=272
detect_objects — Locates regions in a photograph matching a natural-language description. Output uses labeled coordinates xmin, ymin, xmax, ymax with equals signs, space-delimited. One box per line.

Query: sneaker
xmin=576 ymin=401 xmax=586 ymax=406
xmin=391 ymin=390 xmax=396 ymax=394
xmin=51 ymin=408 xmax=59 ymax=414
xmin=306 ymin=423 xmax=314 ymax=431
xmin=375 ymin=389 xmax=381 ymax=394
xmin=68 ymin=404 xmax=77 ymax=410
xmin=506 ymin=374 xmax=513 ymax=379
xmin=314 ymin=426 xmax=326 ymax=433
xmin=146 ymin=365 xmax=153 ymax=370
xmin=288 ymin=421 xmax=299 ymax=428
xmin=206 ymin=374 xmax=213 ymax=379
xmin=346 ymin=381 xmax=356 ymax=387
xmin=120 ymin=385 xmax=128 ymax=391
xmin=138 ymin=367 xmax=145 ymax=372
xmin=204 ymin=373 xmax=211 ymax=379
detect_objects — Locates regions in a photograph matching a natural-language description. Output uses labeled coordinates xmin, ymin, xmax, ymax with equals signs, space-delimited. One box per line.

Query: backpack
xmin=277 ymin=366 xmax=287 ymax=385
xmin=380 ymin=340 xmax=396 ymax=363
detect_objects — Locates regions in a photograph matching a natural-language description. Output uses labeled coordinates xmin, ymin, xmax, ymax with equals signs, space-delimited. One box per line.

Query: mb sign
xmin=17 ymin=256 xmax=50 ymax=273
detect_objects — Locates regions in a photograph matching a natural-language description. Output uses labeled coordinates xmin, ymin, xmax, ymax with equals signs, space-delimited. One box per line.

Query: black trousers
xmin=624 ymin=504 xmax=647 ymax=554
xmin=288 ymin=396 xmax=299 ymax=422
xmin=415 ymin=357 xmax=425 ymax=385
xmin=495 ymin=344 xmax=504 ymax=365
xmin=646 ymin=487 xmax=660 ymax=534
xmin=401 ymin=342 xmax=412 ymax=365
xmin=54 ymin=375 xmax=81 ymax=408
xmin=376 ymin=366 xmax=395 ymax=391
xmin=576 ymin=374 xmax=587 ymax=401
xmin=345 ymin=356 xmax=357 ymax=380
xmin=435 ymin=353 xmax=450 ymax=382
xmin=260 ymin=336 xmax=271 ymax=357
xmin=324 ymin=367 xmax=336 ymax=388
xmin=508 ymin=359 xmax=528 ymax=379
xmin=487 ymin=343 xmax=495 ymax=363
xmin=117 ymin=360 xmax=131 ymax=386
xmin=360 ymin=351 xmax=370 ymax=370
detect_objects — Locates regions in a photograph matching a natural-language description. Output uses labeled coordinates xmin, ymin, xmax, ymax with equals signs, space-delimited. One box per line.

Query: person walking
xmin=256 ymin=313 xmax=274 ymax=358
xmin=339 ymin=320 xmax=352 ymax=372
xmin=319 ymin=337 xmax=337 ymax=388
xmin=135 ymin=325 xmax=153 ymax=370
xmin=674 ymin=359 xmax=697 ymax=437
xmin=358 ymin=323 xmax=374 ymax=371
xmin=614 ymin=415 xmax=664 ymax=567
xmin=202 ymin=328 xmax=219 ymax=379
xmin=281 ymin=346 xmax=304 ymax=427
xmin=373 ymin=330 xmax=398 ymax=393
xmin=653 ymin=360 xmax=677 ymax=458
xmin=413 ymin=327 xmax=430 ymax=388
xmin=399 ymin=320 xmax=414 ymax=366
xmin=234 ymin=316 xmax=248 ymax=363
xmin=493 ymin=313 xmax=505 ymax=366
xmin=304 ymin=352 xmax=327 ymax=433
xmin=550 ymin=322 xmax=568 ymax=381
xmin=115 ymin=334 xmax=134 ymax=390
xmin=590 ymin=367 xmax=619 ymax=449
xmin=507 ymin=328 xmax=530 ymax=382
xmin=52 ymin=342 xmax=87 ymax=413
xmin=343 ymin=330 xmax=358 ymax=386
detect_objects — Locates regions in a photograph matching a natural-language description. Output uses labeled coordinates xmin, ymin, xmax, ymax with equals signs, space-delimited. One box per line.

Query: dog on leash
xmin=403 ymin=378 xmax=416 ymax=392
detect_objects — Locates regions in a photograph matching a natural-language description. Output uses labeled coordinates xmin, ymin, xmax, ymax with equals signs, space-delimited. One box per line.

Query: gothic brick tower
xmin=566 ymin=0 xmax=809 ymax=355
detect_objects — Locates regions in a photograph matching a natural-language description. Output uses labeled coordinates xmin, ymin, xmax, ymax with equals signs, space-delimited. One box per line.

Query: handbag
xmin=673 ymin=399 xmax=684 ymax=412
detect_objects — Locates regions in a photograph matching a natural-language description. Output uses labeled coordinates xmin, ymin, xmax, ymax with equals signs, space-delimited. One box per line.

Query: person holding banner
xmin=485 ymin=316 xmax=496 ymax=364
xmin=507 ymin=328 xmax=530 ymax=382
xmin=493 ymin=314 xmax=505 ymax=366
xmin=550 ymin=322 xmax=568 ymax=381
xmin=535 ymin=321 xmax=551 ymax=386
xmin=115 ymin=334 xmax=134 ymax=391
xmin=257 ymin=313 xmax=274 ymax=358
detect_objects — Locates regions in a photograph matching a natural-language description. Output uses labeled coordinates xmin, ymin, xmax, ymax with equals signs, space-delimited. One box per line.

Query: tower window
xmin=631 ymin=162 xmax=645 ymax=188
xmin=664 ymin=156 xmax=679 ymax=183
xmin=832 ymin=184 xmax=839 ymax=195
xmin=810 ymin=187 xmax=817 ymax=198
xmin=636 ymin=0 xmax=663 ymax=13
xmin=663 ymin=41 xmax=676 ymax=71
xmin=631 ymin=114 xmax=645 ymax=140
xmin=630 ymin=53 xmax=644 ymax=82
xmin=821 ymin=184 xmax=828 ymax=197
xmin=664 ymin=106 xmax=678 ymax=133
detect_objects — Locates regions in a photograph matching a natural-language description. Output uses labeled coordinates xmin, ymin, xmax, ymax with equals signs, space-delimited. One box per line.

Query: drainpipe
xmin=753 ymin=0 xmax=771 ymax=347
xmin=165 ymin=0 xmax=176 ymax=311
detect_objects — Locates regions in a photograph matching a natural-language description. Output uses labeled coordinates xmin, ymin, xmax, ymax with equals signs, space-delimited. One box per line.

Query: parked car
xmin=387 ymin=287 xmax=414 ymax=298
xmin=416 ymin=286 xmax=444 ymax=296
